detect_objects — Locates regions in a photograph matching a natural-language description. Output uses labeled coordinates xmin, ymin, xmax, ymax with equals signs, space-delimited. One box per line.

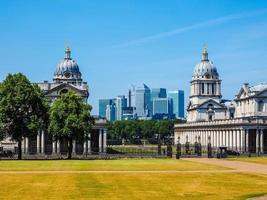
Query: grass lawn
xmin=0 ymin=159 xmax=267 ymax=199
xmin=0 ymin=172 xmax=267 ymax=200
xmin=228 ymin=157 xmax=267 ymax=165
xmin=0 ymin=159 xmax=228 ymax=171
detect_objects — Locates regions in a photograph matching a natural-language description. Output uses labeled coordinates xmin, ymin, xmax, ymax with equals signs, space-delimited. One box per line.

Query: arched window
xmin=258 ymin=100 xmax=264 ymax=112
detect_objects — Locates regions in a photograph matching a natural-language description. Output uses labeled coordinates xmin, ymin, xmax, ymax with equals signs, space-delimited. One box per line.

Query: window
xmin=202 ymin=83 xmax=204 ymax=94
xmin=258 ymin=100 xmax=264 ymax=112
xmin=207 ymin=83 xmax=210 ymax=94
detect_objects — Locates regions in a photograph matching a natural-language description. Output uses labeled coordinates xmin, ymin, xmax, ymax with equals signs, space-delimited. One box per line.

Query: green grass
xmin=228 ymin=157 xmax=267 ymax=165
xmin=0 ymin=173 xmax=266 ymax=200
xmin=0 ymin=159 xmax=228 ymax=171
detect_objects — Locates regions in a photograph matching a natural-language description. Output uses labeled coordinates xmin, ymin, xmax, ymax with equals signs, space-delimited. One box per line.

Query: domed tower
xmin=187 ymin=47 xmax=225 ymax=122
xmin=53 ymin=47 xmax=83 ymax=85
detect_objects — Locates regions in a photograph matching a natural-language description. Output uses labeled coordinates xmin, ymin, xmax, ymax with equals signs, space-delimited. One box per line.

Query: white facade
xmin=175 ymin=47 xmax=267 ymax=154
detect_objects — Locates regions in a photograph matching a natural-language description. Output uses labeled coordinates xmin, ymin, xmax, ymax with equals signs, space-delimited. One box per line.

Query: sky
xmin=0 ymin=0 xmax=267 ymax=115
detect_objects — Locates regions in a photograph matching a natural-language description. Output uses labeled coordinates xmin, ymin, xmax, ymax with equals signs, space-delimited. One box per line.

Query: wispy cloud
xmin=113 ymin=9 xmax=267 ymax=48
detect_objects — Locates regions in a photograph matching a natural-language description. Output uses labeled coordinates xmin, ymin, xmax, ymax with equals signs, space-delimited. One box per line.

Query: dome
xmin=192 ymin=47 xmax=219 ymax=79
xmin=54 ymin=47 xmax=82 ymax=80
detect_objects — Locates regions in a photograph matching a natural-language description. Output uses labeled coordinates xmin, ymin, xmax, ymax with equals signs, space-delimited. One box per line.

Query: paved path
xmin=182 ymin=158 xmax=267 ymax=175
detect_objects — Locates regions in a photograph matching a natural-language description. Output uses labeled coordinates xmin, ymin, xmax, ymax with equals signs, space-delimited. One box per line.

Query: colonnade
xmin=176 ymin=128 xmax=266 ymax=154
xmin=21 ymin=129 xmax=107 ymax=155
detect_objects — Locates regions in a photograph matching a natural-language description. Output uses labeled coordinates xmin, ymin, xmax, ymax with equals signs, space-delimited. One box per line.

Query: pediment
xmin=44 ymin=83 xmax=87 ymax=96
xmin=198 ymin=99 xmax=225 ymax=109
xmin=236 ymin=87 xmax=248 ymax=99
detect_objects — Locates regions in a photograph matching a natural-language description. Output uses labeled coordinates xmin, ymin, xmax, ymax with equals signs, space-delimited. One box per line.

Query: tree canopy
xmin=48 ymin=91 xmax=94 ymax=159
xmin=107 ymin=119 xmax=185 ymax=143
xmin=0 ymin=73 xmax=49 ymax=159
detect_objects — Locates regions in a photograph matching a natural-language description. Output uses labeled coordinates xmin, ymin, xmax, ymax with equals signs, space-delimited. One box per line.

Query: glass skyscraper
xmin=98 ymin=99 xmax=115 ymax=118
xmin=135 ymin=84 xmax=152 ymax=118
xmin=106 ymin=104 xmax=116 ymax=122
xmin=151 ymin=88 xmax=167 ymax=99
xmin=115 ymin=95 xmax=127 ymax=121
xmin=153 ymin=98 xmax=169 ymax=114
xmin=168 ymin=90 xmax=185 ymax=119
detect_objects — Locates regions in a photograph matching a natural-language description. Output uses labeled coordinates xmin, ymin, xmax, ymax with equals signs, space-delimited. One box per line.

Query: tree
xmin=48 ymin=91 xmax=94 ymax=159
xmin=0 ymin=73 xmax=49 ymax=159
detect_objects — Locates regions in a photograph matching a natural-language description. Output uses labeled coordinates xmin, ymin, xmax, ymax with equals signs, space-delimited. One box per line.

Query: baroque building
xmin=0 ymin=47 xmax=107 ymax=156
xmin=175 ymin=47 xmax=267 ymax=154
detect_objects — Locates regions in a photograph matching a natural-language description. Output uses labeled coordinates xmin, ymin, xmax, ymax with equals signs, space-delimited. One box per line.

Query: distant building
xmin=135 ymin=84 xmax=152 ymax=118
xmin=168 ymin=90 xmax=185 ymax=119
xmin=153 ymin=98 xmax=168 ymax=115
xmin=115 ymin=95 xmax=127 ymax=121
xmin=151 ymin=88 xmax=167 ymax=99
xmin=106 ymin=104 xmax=116 ymax=122
xmin=99 ymin=99 xmax=114 ymax=118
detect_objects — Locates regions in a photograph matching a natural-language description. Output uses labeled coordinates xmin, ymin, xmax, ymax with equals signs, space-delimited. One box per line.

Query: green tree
xmin=48 ymin=91 xmax=94 ymax=159
xmin=0 ymin=73 xmax=49 ymax=159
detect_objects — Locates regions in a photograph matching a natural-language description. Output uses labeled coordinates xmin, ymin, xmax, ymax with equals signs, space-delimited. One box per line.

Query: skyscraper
xmin=151 ymin=88 xmax=167 ymax=99
xmin=115 ymin=95 xmax=127 ymax=121
xmin=135 ymin=84 xmax=152 ymax=118
xmin=153 ymin=98 xmax=169 ymax=115
xmin=98 ymin=99 xmax=115 ymax=118
xmin=168 ymin=90 xmax=185 ymax=119
xmin=106 ymin=104 xmax=116 ymax=122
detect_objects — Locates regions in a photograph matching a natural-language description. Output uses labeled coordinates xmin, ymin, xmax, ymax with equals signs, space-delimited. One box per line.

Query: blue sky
xmin=0 ymin=0 xmax=267 ymax=114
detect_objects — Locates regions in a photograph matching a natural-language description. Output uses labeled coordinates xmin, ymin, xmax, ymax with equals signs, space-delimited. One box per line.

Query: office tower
xmin=115 ymin=95 xmax=127 ymax=121
xmin=135 ymin=84 xmax=152 ymax=118
xmin=168 ymin=90 xmax=185 ymax=118
xmin=106 ymin=104 xmax=116 ymax=122
xmin=151 ymin=88 xmax=167 ymax=99
xmin=153 ymin=98 xmax=169 ymax=115
xmin=99 ymin=99 xmax=112 ymax=118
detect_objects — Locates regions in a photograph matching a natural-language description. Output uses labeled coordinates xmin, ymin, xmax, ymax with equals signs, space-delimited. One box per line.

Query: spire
xmin=202 ymin=45 xmax=208 ymax=61
xmin=65 ymin=46 xmax=71 ymax=59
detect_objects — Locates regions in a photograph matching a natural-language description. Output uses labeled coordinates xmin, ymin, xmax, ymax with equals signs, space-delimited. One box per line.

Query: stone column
xmin=25 ymin=137 xmax=29 ymax=154
xmin=36 ymin=131 xmax=40 ymax=154
xmin=72 ymin=139 xmax=76 ymax=154
xmin=246 ymin=129 xmax=249 ymax=153
xmin=103 ymin=129 xmax=107 ymax=153
xmin=256 ymin=129 xmax=260 ymax=154
xmin=22 ymin=138 xmax=25 ymax=154
xmin=239 ymin=129 xmax=244 ymax=152
xmin=57 ymin=139 xmax=61 ymax=154
xmin=99 ymin=129 xmax=103 ymax=153
xmin=229 ymin=130 xmax=232 ymax=150
xmin=41 ymin=130 xmax=45 ymax=154
xmin=83 ymin=139 xmax=87 ymax=155
xmin=52 ymin=139 xmax=56 ymax=154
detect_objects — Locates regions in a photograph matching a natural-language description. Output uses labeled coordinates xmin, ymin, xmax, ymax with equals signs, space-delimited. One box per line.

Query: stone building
xmin=0 ymin=47 xmax=107 ymax=156
xmin=175 ymin=48 xmax=267 ymax=154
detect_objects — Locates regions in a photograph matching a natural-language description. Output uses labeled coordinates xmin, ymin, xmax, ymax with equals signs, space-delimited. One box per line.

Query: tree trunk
xmin=18 ymin=140 xmax=22 ymax=160
xmin=67 ymin=138 xmax=73 ymax=159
